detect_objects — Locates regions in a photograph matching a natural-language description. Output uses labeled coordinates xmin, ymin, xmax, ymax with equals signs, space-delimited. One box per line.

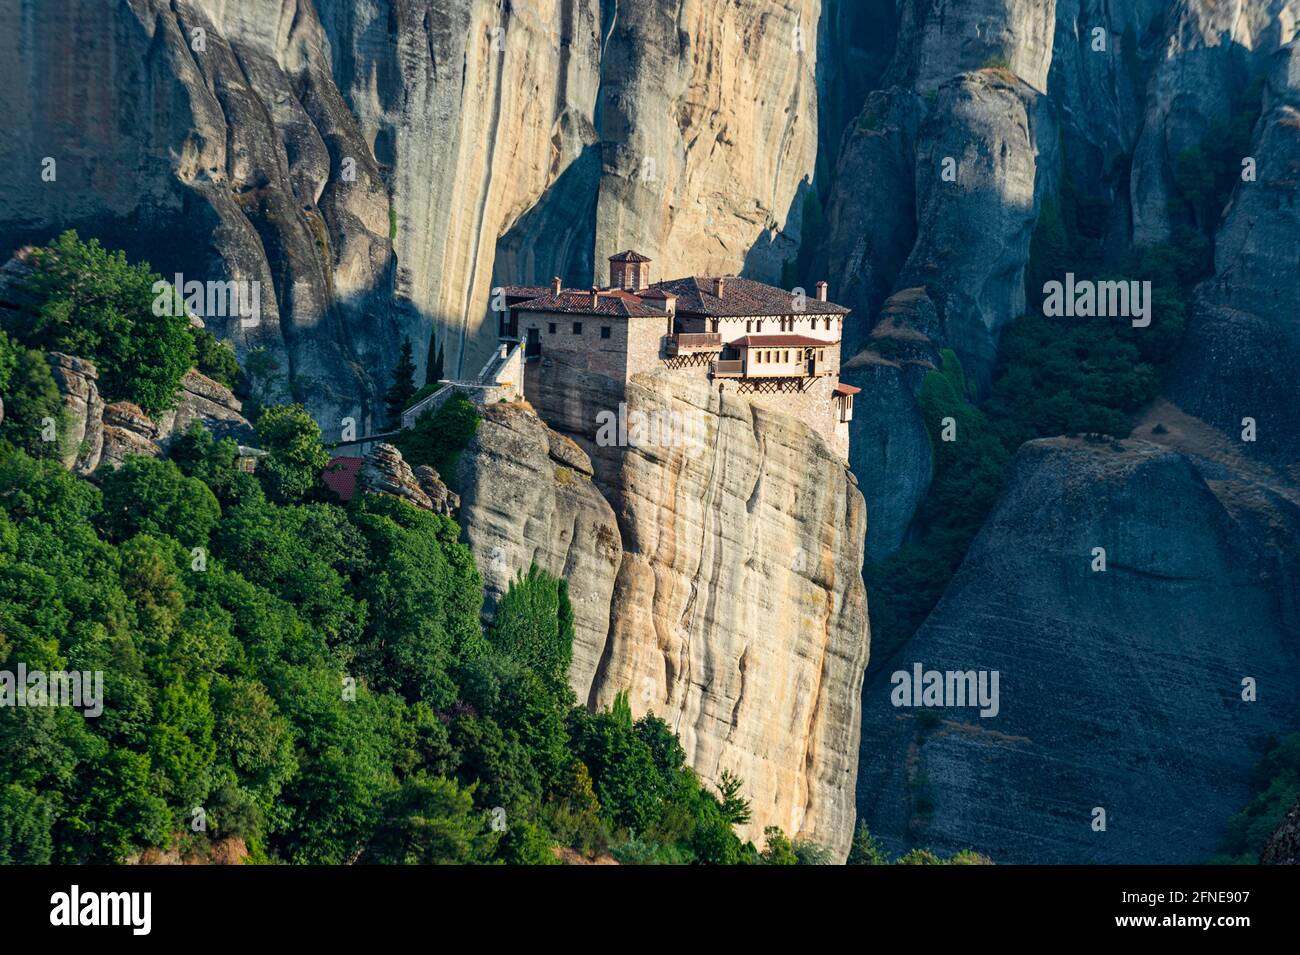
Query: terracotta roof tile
xmin=322 ymin=456 xmax=364 ymax=502
xmin=512 ymin=289 xmax=664 ymax=317
xmin=652 ymin=276 xmax=850 ymax=317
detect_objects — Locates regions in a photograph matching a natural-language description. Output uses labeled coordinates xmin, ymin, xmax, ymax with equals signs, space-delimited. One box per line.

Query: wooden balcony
xmin=711 ymin=359 xmax=744 ymax=377
xmin=667 ymin=332 xmax=722 ymax=356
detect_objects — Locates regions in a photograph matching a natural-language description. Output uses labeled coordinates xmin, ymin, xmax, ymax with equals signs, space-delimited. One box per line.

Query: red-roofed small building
xmin=322 ymin=456 xmax=364 ymax=502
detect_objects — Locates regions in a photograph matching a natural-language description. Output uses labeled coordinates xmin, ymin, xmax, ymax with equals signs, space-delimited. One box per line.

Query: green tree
xmin=98 ymin=455 xmax=221 ymax=547
xmin=254 ymin=404 xmax=330 ymax=502
xmin=847 ymin=821 xmax=889 ymax=864
xmin=393 ymin=392 xmax=479 ymax=479
xmin=760 ymin=825 xmax=799 ymax=865
xmin=1 ymin=348 xmax=65 ymax=458
xmin=489 ymin=564 xmax=575 ymax=695
xmin=191 ymin=328 xmax=240 ymax=388
xmin=384 ymin=336 xmax=417 ymax=428
xmin=15 ymin=231 xmax=195 ymax=414
xmin=716 ymin=768 xmax=752 ymax=826
xmin=365 ymin=775 xmax=494 ymax=864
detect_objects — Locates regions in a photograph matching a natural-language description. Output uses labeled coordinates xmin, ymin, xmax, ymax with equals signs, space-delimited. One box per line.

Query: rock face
xmin=591 ymin=0 xmax=821 ymax=283
xmin=456 ymin=373 xmax=871 ymax=858
xmin=598 ymin=372 xmax=869 ymax=857
xmin=1165 ymin=40 xmax=1300 ymax=473
xmin=46 ymin=355 xmax=255 ymax=473
xmin=1 ymin=0 xmax=824 ymax=424
xmin=47 ymin=353 xmax=105 ymax=476
xmin=1262 ymin=796 xmax=1300 ymax=864
xmin=0 ymin=0 xmax=397 ymax=431
xmin=455 ymin=402 xmax=622 ymax=701
xmin=857 ymin=437 xmax=1300 ymax=863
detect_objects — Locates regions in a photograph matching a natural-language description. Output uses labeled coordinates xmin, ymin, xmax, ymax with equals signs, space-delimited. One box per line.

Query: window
xmin=711 ymin=319 xmax=720 ymax=333
xmin=756 ymin=320 xmax=764 ymax=332
xmin=746 ymin=320 xmax=753 ymax=333
xmin=572 ymin=322 xmax=583 ymax=334
xmin=601 ymin=325 xmax=611 ymax=339
xmin=782 ymin=350 xmax=789 ymax=363
xmin=548 ymin=322 xmax=556 ymax=334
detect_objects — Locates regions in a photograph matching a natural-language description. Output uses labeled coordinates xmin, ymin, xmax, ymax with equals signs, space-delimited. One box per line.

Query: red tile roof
xmin=608 ymin=250 xmax=652 ymax=262
xmin=834 ymin=382 xmax=861 ymax=396
xmin=652 ymin=276 xmax=850 ymax=317
xmin=511 ymin=289 xmax=665 ymax=318
xmin=727 ymin=334 xmax=831 ymax=348
xmin=322 ymin=456 xmax=364 ymax=502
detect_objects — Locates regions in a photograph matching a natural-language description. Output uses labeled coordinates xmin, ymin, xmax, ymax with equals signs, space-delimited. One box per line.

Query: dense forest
xmin=0 ymin=234 xmax=788 ymax=865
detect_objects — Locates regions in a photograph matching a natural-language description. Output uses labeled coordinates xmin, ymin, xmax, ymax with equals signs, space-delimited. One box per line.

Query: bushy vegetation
xmin=394 ymin=392 xmax=480 ymax=482
xmin=846 ymin=822 xmax=991 ymax=865
xmin=0 ymin=237 xmax=775 ymax=864
xmin=0 ymin=330 xmax=65 ymax=460
xmin=1211 ymin=734 xmax=1300 ymax=864
xmin=191 ymin=328 xmax=240 ymax=389
xmin=6 ymin=231 xmax=196 ymax=416
xmin=0 ymin=418 xmax=770 ymax=863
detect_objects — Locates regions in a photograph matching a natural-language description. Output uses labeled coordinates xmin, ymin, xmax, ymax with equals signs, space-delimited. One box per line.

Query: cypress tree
xmin=384 ymin=336 xmax=417 ymax=428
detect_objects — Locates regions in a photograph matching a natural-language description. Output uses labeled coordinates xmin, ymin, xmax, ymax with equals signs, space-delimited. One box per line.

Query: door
xmin=525 ymin=326 xmax=541 ymax=360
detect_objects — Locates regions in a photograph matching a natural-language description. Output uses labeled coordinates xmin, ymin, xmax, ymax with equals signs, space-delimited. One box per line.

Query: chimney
xmin=550 ymin=276 xmax=562 ymax=295
xmin=714 ymin=277 xmax=726 ymax=298
xmin=815 ymin=281 xmax=828 ymax=302
xmin=590 ymin=287 xmax=600 ymax=309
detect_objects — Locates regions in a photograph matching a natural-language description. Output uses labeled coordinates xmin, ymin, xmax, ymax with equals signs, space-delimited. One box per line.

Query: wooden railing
xmin=711 ymin=359 xmax=744 ymax=377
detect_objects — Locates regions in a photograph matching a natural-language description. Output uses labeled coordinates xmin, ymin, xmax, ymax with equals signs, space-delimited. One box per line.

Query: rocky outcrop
xmin=897 ymin=68 xmax=1056 ymax=390
xmin=361 ymin=443 xmax=437 ymax=511
xmin=1129 ymin=1 xmax=1300 ymax=245
xmin=456 ymin=373 xmax=872 ymax=858
xmin=1165 ymin=40 xmax=1300 ymax=473
xmin=888 ymin=0 xmax=1057 ymax=95
xmin=0 ymin=0 xmax=397 ymax=431
xmin=857 ymin=437 xmax=1300 ymax=863
xmin=591 ymin=0 xmax=821 ymax=284
xmin=1262 ymin=796 xmax=1300 ymax=864
xmin=100 ymin=401 xmax=163 ymax=470
xmin=585 ymin=371 xmax=870 ymax=859
xmin=455 ymin=402 xmax=622 ymax=696
xmin=47 ymin=353 xmax=105 ymax=476
xmin=46 ymin=355 xmax=255 ymax=472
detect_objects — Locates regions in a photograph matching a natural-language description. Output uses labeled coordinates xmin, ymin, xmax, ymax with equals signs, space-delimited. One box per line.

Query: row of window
xmin=751 ymin=348 xmax=827 ymax=364
xmin=709 ymin=316 xmax=839 ymax=334
xmin=545 ymin=321 xmax=612 ymax=339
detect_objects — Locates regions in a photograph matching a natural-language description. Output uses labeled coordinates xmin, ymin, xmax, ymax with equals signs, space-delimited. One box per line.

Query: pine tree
xmin=384 ymin=336 xmax=416 ymax=428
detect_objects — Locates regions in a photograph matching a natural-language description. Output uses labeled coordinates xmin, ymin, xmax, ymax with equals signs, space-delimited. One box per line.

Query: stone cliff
xmin=457 ymin=372 xmax=870 ymax=858
xmin=1 ymin=0 xmax=822 ymax=427
xmin=857 ymin=436 xmax=1300 ymax=863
